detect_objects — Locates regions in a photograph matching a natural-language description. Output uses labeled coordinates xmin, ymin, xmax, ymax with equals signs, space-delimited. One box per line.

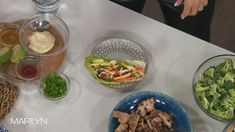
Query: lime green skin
xmin=10 ymin=45 xmax=26 ymax=63
xmin=0 ymin=47 xmax=11 ymax=63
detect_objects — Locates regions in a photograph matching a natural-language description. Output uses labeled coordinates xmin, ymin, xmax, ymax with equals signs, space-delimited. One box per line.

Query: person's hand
xmin=174 ymin=0 xmax=208 ymax=19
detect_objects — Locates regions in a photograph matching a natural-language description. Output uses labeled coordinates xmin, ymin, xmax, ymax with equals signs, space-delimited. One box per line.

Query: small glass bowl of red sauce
xmin=16 ymin=56 xmax=41 ymax=81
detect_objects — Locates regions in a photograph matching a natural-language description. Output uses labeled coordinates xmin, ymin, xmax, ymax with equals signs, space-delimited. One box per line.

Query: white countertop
xmin=0 ymin=0 xmax=233 ymax=131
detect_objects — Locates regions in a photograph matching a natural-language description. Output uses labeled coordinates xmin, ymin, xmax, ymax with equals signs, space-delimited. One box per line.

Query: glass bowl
xmin=193 ymin=54 xmax=235 ymax=122
xmin=15 ymin=56 xmax=41 ymax=81
xmin=108 ymin=91 xmax=192 ymax=132
xmin=19 ymin=13 xmax=69 ymax=57
xmin=90 ymin=38 xmax=148 ymax=89
xmin=0 ymin=24 xmax=19 ymax=47
xmin=19 ymin=13 xmax=69 ymax=75
xmin=38 ymin=71 xmax=70 ymax=100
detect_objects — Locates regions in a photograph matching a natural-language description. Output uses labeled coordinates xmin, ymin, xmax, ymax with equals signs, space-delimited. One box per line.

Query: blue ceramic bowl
xmin=0 ymin=125 xmax=8 ymax=132
xmin=108 ymin=91 xmax=192 ymax=132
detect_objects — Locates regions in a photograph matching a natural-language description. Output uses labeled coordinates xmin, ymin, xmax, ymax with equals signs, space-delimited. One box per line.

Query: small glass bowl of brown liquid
xmin=0 ymin=24 xmax=19 ymax=47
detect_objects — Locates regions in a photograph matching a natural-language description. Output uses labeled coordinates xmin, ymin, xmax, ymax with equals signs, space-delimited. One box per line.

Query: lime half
xmin=11 ymin=44 xmax=26 ymax=63
xmin=0 ymin=47 xmax=11 ymax=63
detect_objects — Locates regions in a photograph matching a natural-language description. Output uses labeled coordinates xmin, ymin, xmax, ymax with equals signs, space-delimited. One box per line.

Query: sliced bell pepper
xmin=135 ymin=68 xmax=144 ymax=73
xmin=116 ymin=76 xmax=135 ymax=82
xmin=113 ymin=73 xmax=131 ymax=80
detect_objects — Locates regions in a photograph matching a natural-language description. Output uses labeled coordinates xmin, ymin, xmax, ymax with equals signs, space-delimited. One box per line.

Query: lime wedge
xmin=0 ymin=47 xmax=11 ymax=63
xmin=10 ymin=44 xmax=26 ymax=63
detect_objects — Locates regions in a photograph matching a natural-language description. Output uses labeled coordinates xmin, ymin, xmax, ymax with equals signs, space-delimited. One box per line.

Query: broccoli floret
xmin=195 ymin=58 xmax=235 ymax=120
xmin=204 ymin=67 xmax=215 ymax=78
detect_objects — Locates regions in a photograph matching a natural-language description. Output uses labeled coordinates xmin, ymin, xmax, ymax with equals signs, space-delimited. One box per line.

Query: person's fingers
xmin=181 ymin=6 xmax=190 ymax=19
xmin=199 ymin=0 xmax=204 ymax=11
xmin=190 ymin=6 xmax=198 ymax=16
xmin=174 ymin=0 xmax=183 ymax=6
xmin=181 ymin=0 xmax=204 ymax=19
xmin=198 ymin=6 xmax=204 ymax=11
xmin=181 ymin=0 xmax=192 ymax=19
xmin=190 ymin=0 xmax=200 ymax=15
xmin=204 ymin=0 xmax=208 ymax=6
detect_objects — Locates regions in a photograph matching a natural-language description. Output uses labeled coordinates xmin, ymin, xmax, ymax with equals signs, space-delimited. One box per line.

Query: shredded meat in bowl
xmin=112 ymin=98 xmax=174 ymax=132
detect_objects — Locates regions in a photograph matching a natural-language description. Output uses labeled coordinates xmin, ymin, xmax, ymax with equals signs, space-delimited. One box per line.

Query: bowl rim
xmin=19 ymin=13 xmax=70 ymax=57
xmin=91 ymin=38 xmax=149 ymax=64
xmin=108 ymin=91 xmax=192 ymax=132
xmin=192 ymin=54 xmax=235 ymax=122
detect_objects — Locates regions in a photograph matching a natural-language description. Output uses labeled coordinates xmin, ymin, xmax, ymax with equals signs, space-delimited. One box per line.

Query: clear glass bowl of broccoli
xmin=193 ymin=54 xmax=235 ymax=122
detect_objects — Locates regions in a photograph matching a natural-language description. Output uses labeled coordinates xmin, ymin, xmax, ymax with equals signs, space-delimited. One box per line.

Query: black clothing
xmin=110 ymin=0 xmax=216 ymax=41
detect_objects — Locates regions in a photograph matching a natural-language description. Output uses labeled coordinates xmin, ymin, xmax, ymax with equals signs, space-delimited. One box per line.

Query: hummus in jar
xmin=28 ymin=31 xmax=55 ymax=54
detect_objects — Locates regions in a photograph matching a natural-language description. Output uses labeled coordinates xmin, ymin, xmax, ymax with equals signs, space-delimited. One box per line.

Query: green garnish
xmin=195 ymin=59 xmax=235 ymax=120
xmin=40 ymin=71 xmax=67 ymax=99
